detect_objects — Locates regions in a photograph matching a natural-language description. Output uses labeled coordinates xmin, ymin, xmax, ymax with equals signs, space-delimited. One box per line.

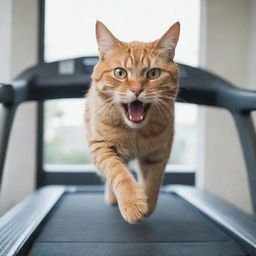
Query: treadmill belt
xmin=28 ymin=192 xmax=247 ymax=256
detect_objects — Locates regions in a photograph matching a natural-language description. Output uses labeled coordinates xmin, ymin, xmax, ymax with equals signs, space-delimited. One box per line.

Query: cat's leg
xmin=105 ymin=181 xmax=117 ymax=205
xmin=138 ymin=149 xmax=170 ymax=217
xmin=91 ymin=144 xmax=148 ymax=223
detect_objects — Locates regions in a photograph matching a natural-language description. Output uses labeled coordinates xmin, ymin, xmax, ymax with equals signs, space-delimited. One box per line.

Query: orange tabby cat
xmin=85 ymin=21 xmax=180 ymax=223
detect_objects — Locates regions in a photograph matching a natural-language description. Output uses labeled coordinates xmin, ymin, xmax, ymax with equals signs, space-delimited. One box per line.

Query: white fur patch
xmin=120 ymin=90 xmax=137 ymax=104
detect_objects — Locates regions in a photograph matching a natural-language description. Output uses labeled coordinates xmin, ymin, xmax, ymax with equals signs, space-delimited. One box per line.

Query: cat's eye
xmin=114 ymin=68 xmax=127 ymax=79
xmin=147 ymin=68 xmax=161 ymax=80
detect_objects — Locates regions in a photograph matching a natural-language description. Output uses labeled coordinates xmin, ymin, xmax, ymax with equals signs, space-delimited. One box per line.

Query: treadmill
xmin=0 ymin=56 xmax=256 ymax=256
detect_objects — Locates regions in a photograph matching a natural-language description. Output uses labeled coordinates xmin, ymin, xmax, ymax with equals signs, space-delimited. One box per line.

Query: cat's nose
xmin=130 ymin=88 xmax=144 ymax=97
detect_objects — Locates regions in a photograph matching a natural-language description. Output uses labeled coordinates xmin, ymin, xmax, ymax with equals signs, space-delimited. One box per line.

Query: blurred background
xmin=0 ymin=0 xmax=255 ymax=216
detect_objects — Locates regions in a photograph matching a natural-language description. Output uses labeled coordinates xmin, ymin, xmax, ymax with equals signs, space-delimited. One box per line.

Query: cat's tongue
xmin=127 ymin=101 xmax=144 ymax=122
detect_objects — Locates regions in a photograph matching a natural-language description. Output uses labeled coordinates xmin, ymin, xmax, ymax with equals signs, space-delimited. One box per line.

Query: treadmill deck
xmin=27 ymin=190 xmax=247 ymax=256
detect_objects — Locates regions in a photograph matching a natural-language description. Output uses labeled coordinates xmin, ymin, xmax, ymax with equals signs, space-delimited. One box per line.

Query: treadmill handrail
xmin=0 ymin=84 xmax=14 ymax=105
xmin=10 ymin=56 xmax=256 ymax=113
xmin=0 ymin=56 xmax=256 ymax=213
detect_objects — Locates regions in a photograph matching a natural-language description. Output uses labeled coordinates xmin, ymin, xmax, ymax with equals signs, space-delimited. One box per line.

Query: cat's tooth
xmin=140 ymin=115 xmax=143 ymax=121
xmin=129 ymin=114 xmax=132 ymax=120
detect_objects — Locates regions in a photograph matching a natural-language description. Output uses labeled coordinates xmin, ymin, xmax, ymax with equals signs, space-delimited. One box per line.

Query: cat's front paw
xmin=118 ymin=185 xmax=148 ymax=224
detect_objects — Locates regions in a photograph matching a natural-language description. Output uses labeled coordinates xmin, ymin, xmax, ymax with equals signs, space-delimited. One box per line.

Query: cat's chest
xmin=112 ymin=128 xmax=170 ymax=160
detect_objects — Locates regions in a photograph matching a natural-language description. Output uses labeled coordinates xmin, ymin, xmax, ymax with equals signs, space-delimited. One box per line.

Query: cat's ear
xmin=95 ymin=21 xmax=121 ymax=59
xmin=153 ymin=22 xmax=180 ymax=61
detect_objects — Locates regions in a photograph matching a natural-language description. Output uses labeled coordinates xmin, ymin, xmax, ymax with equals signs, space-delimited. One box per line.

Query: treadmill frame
xmin=0 ymin=185 xmax=255 ymax=255
xmin=0 ymin=58 xmax=256 ymax=210
xmin=1 ymin=58 xmax=256 ymax=256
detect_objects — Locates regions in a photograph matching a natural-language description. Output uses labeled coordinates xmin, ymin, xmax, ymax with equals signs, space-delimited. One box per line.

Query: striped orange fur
xmin=85 ymin=21 xmax=180 ymax=223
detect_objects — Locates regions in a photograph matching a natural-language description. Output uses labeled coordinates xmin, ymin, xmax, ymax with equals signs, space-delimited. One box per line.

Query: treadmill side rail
xmin=0 ymin=186 xmax=65 ymax=256
xmin=168 ymin=185 xmax=256 ymax=256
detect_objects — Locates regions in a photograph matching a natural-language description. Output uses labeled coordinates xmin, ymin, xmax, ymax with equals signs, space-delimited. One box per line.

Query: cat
xmin=85 ymin=21 xmax=180 ymax=223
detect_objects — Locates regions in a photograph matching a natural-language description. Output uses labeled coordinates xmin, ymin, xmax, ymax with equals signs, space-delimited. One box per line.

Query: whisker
xmin=151 ymin=102 xmax=165 ymax=120
xmin=97 ymin=96 xmax=115 ymax=113
xmin=151 ymin=96 xmax=172 ymax=113
xmin=157 ymin=95 xmax=177 ymax=101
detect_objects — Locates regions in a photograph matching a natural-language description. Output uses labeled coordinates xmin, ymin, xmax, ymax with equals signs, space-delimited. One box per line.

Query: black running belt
xmin=28 ymin=192 xmax=247 ymax=256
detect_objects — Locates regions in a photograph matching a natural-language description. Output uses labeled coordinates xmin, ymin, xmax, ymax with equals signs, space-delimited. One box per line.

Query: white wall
xmin=0 ymin=0 xmax=38 ymax=216
xmin=198 ymin=0 xmax=256 ymax=213
xmin=0 ymin=0 xmax=12 ymax=83
xmin=247 ymin=0 xmax=256 ymax=90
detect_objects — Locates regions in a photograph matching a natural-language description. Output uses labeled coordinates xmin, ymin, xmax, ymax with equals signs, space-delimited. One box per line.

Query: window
xmin=44 ymin=0 xmax=200 ymax=172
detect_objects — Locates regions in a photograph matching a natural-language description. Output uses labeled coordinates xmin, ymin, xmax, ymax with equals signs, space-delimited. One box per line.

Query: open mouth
xmin=122 ymin=100 xmax=150 ymax=123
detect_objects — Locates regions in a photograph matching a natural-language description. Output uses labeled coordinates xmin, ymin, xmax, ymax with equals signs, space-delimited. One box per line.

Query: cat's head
xmin=92 ymin=21 xmax=180 ymax=128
